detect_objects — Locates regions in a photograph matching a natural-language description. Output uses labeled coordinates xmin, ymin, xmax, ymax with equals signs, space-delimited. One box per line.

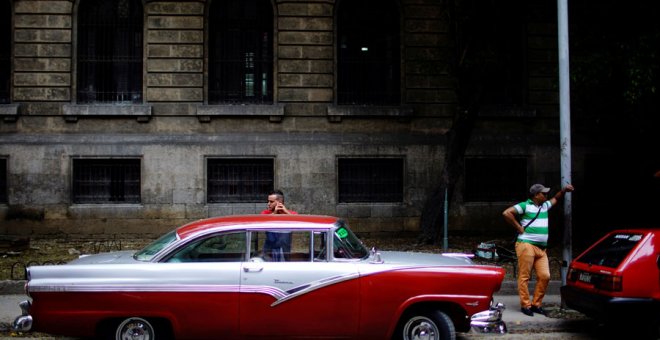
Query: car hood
xmin=68 ymin=250 xmax=140 ymax=264
xmin=377 ymin=250 xmax=473 ymax=266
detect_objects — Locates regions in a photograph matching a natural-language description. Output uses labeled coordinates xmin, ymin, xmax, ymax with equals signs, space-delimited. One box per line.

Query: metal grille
xmin=208 ymin=0 xmax=273 ymax=104
xmin=77 ymin=0 xmax=143 ymax=103
xmin=0 ymin=158 xmax=7 ymax=203
xmin=337 ymin=0 xmax=400 ymax=105
xmin=0 ymin=1 xmax=10 ymax=104
xmin=338 ymin=158 xmax=403 ymax=203
xmin=464 ymin=157 xmax=527 ymax=202
xmin=72 ymin=159 xmax=141 ymax=203
xmin=207 ymin=159 xmax=273 ymax=202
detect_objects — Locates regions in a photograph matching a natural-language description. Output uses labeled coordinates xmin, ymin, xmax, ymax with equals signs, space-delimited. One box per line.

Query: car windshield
xmin=333 ymin=220 xmax=369 ymax=260
xmin=134 ymin=230 xmax=178 ymax=261
xmin=576 ymin=232 xmax=644 ymax=268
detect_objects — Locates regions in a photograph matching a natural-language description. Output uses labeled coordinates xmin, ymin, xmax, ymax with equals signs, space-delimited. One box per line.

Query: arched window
xmin=0 ymin=0 xmax=11 ymax=104
xmin=77 ymin=0 xmax=143 ymax=103
xmin=208 ymin=0 xmax=273 ymax=104
xmin=337 ymin=0 xmax=400 ymax=105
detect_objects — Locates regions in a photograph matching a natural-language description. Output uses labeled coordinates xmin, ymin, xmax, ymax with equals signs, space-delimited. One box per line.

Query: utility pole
xmin=557 ymin=0 xmax=573 ymax=292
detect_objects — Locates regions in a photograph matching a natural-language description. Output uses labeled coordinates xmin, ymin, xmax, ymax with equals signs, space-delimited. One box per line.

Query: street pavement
xmin=467 ymin=293 xmax=599 ymax=339
xmin=0 ymin=280 xmax=604 ymax=339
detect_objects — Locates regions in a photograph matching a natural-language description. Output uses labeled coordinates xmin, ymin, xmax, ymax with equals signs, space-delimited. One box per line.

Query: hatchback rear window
xmin=576 ymin=233 xmax=644 ymax=268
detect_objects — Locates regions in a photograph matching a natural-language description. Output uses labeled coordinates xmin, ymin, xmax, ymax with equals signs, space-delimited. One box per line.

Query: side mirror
xmin=370 ymin=247 xmax=384 ymax=264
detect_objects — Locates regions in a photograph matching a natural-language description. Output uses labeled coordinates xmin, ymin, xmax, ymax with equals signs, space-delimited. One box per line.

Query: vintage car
xmin=14 ymin=214 xmax=507 ymax=339
xmin=561 ymin=229 xmax=660 ymax=334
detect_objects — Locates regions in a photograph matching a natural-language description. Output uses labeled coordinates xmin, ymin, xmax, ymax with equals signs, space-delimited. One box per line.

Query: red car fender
xmin=384 ymin=293 xmax=489 ymax=337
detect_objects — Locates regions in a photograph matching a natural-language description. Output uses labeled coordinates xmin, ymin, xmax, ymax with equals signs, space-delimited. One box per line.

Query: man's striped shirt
xmin=514 ymin=199 xmax=554 ymax=247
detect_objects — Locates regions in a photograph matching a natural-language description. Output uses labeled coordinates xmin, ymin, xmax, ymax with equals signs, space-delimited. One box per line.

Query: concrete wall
xmin=0 ymin=115 xmax=448 ymax=237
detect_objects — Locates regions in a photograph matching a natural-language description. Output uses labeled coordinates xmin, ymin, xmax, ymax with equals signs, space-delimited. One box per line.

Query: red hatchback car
xmin=561 ymin=229 xmax=660 ymax=334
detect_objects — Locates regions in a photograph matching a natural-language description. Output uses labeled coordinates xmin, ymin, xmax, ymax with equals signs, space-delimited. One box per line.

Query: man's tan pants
xmin=515 ymin=241 xmax=551 ymax=308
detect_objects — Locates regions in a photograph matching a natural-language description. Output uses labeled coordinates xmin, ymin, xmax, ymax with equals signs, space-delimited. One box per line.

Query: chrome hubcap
xmin=117 ymin=318 xmax=153 ymax=340
xmin=403 ymin=316 xmax=439 ymax=340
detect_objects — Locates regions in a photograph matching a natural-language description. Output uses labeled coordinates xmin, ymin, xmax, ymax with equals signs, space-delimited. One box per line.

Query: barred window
xmin=72 ymin=159 xmax=141 ymax=204
xmin=207 ymin=159 xmax=273 ymax=203
xmin=0 ymin=0 xmax=10 ymax=104
xmin=337 ymin=0 xmax=400 ymax=105
xmin=464 ymin=157 xmax=527 ymax=202
xmin=77 ymin=0 xmax=143 ymax=103
xmin=0 ymin=158 xmax=7 ymax=203
xmin=208 ymin=0 xmax=273 ymax=104
xmin=338 ymin=158 xmax=403 ymax=203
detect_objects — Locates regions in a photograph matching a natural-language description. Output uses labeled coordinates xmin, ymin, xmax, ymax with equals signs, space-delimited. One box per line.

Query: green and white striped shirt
xmin=514 ymin=199 xmax=554 ymax=247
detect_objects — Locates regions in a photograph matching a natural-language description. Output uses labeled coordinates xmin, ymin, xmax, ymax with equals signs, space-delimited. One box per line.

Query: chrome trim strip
xmin=240 ymin=285 xmax=288 ymax=300
xmin=27 ymin=273 xmax=362 ymax=306
xmin=272 ymin=272 xmax=360 ymax=307
xmin=28 ymin=284 xmax=243 ymax=294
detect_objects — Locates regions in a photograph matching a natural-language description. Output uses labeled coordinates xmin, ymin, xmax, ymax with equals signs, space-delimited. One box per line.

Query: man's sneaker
xmin=531 ymin=305 xmax=547 ymax=316
xmin=520 ymin=307 xmax=534 ymax=316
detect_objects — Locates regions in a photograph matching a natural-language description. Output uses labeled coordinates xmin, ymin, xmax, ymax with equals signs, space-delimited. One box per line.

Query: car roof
xmin=176 ymin=214 xmax=340 ymax=240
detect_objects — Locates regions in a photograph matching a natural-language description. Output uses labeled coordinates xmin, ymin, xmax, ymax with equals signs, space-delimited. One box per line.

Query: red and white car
xmin=14 ymin=214 xmax=506 ymax=339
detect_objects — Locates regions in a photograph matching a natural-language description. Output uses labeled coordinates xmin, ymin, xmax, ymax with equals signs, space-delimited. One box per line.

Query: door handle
xmin=243 ymin=265 xmax=264 ymax=273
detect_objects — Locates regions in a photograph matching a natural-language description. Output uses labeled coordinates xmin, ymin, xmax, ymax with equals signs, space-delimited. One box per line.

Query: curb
xmin=0 ymin=280 xmax=25 ymax=295
xmin=0 ymin=279 xmax=562 ymax=296
xmin=498 ymin=280 xmax=562 ymax=295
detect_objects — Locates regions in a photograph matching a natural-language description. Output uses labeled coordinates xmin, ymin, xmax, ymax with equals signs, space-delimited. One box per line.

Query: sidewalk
xmin=0 ymin=281 xmax=23 ymax=295
xmin=499 ymin=279 xmax=561 ymax=295
xmin=0 ymin=294 xmax=24 ymax=327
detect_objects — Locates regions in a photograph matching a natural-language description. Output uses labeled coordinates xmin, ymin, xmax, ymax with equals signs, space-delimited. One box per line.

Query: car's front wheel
xmin=398 ymin=310 xmax=455 ymax=340
xmin=115 ymin=317 xmax=155 ymax=340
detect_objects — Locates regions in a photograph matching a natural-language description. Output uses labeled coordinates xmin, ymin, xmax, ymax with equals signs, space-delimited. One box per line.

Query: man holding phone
xmin=261 ymin=189 xmax=297 ymax=215
xmin=261 ymin=190 xmax=297 ymax=261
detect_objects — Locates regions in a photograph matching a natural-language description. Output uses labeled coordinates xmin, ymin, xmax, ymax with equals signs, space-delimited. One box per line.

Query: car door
xmin=240 ymin=230 xmax=361 ymax=338
xmin=162 ymin=231 xmax=246 ymax=339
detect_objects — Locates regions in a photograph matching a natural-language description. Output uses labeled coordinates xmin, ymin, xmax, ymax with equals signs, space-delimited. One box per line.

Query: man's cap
xmin=529 ymin=184 xmax=550 ymax=195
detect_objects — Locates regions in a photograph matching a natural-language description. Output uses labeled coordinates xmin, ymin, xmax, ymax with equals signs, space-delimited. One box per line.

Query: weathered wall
xmin=0 ymin=0 xmax=563 ymax=239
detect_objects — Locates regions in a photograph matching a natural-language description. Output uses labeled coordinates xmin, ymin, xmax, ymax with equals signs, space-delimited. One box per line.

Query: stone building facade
xmin=0 ymin=0 xmax=568 ymax=239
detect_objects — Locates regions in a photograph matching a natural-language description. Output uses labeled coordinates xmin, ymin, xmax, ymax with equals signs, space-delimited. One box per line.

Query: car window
xmin=134 ymin=230 xmax=178 ymax=261
xmin=166 ymin=232 xmax=247 ymax=263
xmin=333 ymin=221 xmax=369 ymax=260
xmin=313 ymin=231 xmax=327 ymax=261
xmin=576 ymin=233 xmax=644 ymax=268
xmin=250 ymin=230 xmax=326 ymax=262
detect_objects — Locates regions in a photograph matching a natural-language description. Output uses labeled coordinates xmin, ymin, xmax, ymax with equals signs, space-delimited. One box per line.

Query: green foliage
xmin=622 ymin=33 xmax=660 ymax=103
xmin=568 ymin=0 xmax=660 ymax=138
xmin=570 ymin=1 xmax=660 ymax=106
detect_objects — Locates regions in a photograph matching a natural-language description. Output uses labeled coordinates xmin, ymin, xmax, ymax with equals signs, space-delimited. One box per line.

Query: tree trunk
xmin=418 ymin=109 xmax=477 ymax=244
xmin=418 ymin=86 xmax=482 ymax=245
xmin=417 ymin=0 xmax=488 ymax=245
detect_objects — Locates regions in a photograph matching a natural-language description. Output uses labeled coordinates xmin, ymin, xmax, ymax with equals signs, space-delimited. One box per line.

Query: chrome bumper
xmin=12 ymin=300 xmax=33 ymax=332
xmin=470 ymin=302 xmax=507 ymax=334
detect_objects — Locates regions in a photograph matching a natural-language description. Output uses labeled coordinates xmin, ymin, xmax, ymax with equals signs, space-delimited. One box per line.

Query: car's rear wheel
xmin=115 ymin=317 xmax=155 ymax=340
xmin=399 ymin=310 xmax=455 ymax=340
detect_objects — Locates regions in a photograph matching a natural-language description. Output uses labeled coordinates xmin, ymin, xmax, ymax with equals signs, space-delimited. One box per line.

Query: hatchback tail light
xmin=567 ymin=268 xmax=578 ymax=281
xmin=567 ymin=267 xmax=622 ymax=292
xmin=594 ymin=274 xmax=622 ymax=292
